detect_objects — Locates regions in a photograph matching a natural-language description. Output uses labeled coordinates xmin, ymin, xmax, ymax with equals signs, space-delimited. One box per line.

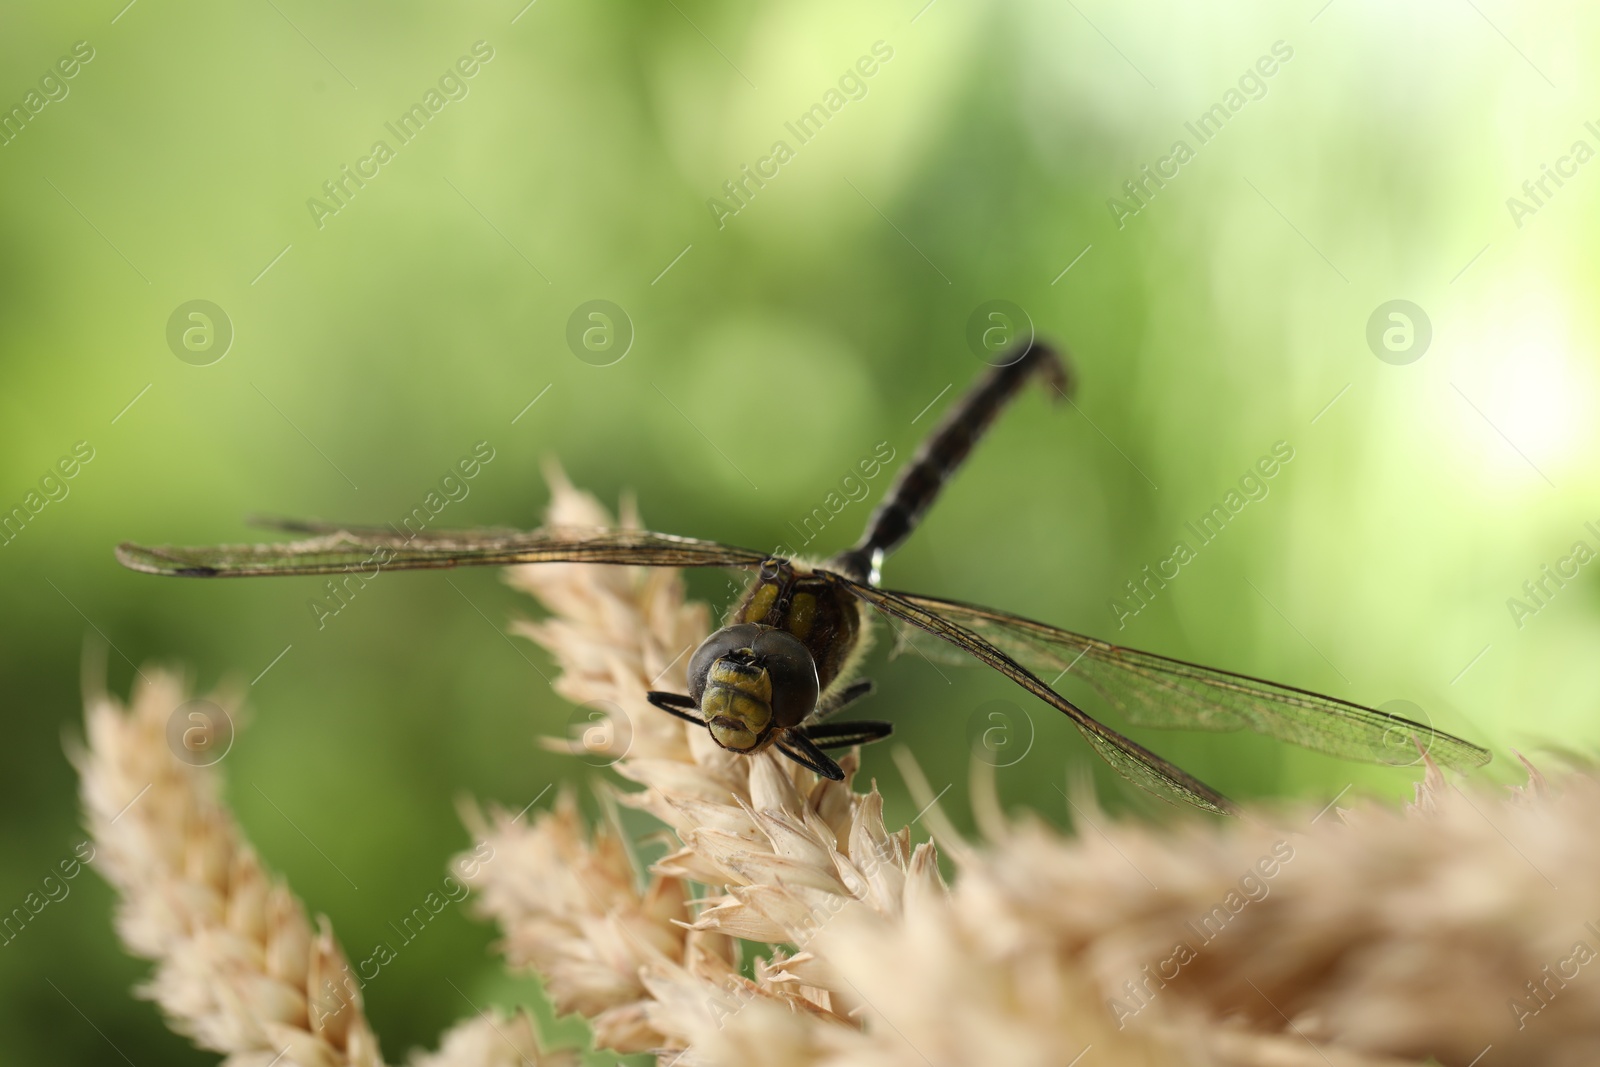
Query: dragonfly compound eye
xmin=687 ymin=623 xmax=767 ymax=704
xmin=746 ymin=627 xmax=819 ymax=729
xmin=688 ymin=624 xmax=820 ymax=752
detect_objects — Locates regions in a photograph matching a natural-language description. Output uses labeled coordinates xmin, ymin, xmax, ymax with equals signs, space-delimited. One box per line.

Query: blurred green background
xmin=4 ymin=0 xmax=1598 ymax=1063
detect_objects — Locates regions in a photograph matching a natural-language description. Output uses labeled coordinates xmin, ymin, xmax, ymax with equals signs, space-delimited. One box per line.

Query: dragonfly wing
xmin=834 ymin=576 xmax=1234 ymax=815
xmin=117 ymin=525 xmax=771 ymax=577
xmin=858 ymin=588 xmax=1492 ymax=773
xmin=888 ymin=619 xmax=973 ymax=666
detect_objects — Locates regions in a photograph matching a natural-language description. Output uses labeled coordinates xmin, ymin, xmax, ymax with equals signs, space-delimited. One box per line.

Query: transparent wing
xmin=117 ymin=523 xmax=771 ymax=577
xmin=889 ymin=621 xmax=971 ymax=666
xmin=865 ymin=587 xmax=1491 ymax=773
xmin=834 ymin=576 xmax=1234 ymax=814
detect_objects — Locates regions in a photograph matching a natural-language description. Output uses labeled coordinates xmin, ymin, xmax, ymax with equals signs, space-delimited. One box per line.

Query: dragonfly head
xmin=688 ymin=623 xmax=819 ymax=752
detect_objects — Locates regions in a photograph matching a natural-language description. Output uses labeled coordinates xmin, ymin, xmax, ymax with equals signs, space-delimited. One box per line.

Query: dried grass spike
xmin=74 ymin=669 xmax=384 ymax=1067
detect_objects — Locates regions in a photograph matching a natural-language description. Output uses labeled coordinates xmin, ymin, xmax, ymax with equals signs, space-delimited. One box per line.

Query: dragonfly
xmin=116 ymin=342 xmax=1490 ymax=814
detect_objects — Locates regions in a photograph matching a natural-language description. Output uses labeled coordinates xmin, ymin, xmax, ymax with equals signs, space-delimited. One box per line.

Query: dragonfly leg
xmin=797 ymin=719 xmax=893 ymax=750
xmin=774 ymin=732 xmax=846 ymax=780
xmin=811 ymin=678 xmax=874 ymax=722
xmin=833 ymin=340 xmax=1073 ymax=584
xmin=647 ymin=690 xmax=705 ymax=726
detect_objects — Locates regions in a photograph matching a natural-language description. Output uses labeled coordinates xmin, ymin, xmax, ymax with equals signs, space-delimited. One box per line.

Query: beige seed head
xmin=79 ymin=467 xmax=1600 ymax=1067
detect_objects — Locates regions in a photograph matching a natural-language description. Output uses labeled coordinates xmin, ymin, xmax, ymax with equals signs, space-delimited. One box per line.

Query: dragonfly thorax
xmin=688 ymin=623 xmax=820 ymax=752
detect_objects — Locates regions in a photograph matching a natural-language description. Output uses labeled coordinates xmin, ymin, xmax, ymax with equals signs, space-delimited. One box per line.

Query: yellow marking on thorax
xmin=743 ymin=582 xmax=779 ymax=623
xmin=787 ymin=592 xmax=817 ymax=640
